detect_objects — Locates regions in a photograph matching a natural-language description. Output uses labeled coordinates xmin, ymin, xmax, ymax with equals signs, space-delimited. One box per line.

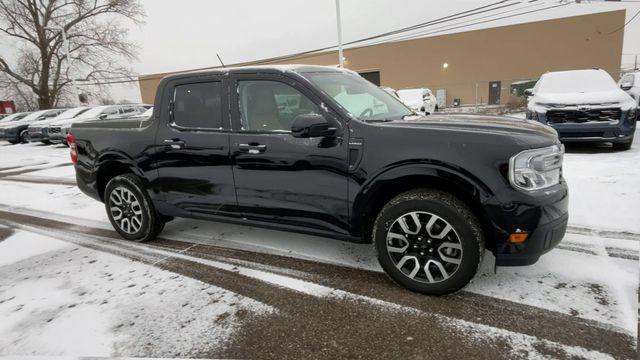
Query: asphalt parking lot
xmin=0 ymin=139 xmax=638 ymax=359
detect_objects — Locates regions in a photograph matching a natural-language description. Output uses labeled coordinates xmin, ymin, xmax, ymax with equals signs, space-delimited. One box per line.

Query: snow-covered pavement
xmin=0 ymin=140 xmax=637 ymax=358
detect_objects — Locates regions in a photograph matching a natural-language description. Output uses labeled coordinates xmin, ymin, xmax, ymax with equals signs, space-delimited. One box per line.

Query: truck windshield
xmin=303 ymin=72 xmax=414 ymax=122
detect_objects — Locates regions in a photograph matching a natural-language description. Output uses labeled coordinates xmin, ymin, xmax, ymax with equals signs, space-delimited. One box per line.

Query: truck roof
xmin=161 ymin=64 xmax=346 ymax=82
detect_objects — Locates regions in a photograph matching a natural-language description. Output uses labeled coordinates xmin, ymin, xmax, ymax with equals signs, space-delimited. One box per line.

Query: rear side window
xmin=173 ymin=82 xmax=223 ymax=129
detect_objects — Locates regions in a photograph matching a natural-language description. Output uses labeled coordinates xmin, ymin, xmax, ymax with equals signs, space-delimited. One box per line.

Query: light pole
xmin=335 ymin=0 xmax=344 ymax=67
xmin=45 ymin=26 xmax=80 ymax=105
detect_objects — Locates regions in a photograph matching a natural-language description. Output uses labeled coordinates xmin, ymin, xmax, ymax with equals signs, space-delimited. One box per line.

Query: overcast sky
xmin=5 ymin=0 xmax=640 ymax=103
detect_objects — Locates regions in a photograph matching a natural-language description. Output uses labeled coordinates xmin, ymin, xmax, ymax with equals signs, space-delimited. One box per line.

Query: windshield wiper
xmin=366 ymin=118 xmax=395 ymax=123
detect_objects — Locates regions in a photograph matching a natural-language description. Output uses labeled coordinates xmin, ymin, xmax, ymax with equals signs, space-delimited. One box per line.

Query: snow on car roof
xmin=536 ymin=69 xmax=618 ymax=94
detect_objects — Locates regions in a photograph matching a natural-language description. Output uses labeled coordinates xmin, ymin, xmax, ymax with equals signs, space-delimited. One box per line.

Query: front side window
xmin=173 ymin=82 xmax=223 ymax=129
xmin=238 ymin=80 xmax=320 ymax=132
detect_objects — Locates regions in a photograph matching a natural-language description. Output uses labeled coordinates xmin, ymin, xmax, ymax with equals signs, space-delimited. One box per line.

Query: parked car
xmin=70 ymin=65 xmax=567 ymax=295
xmin=618 ymin=72 xmax=640 ymax=106
xmin=49 ymin=104 xmax=147 ymax=145
xmin=28 ymin=106 xmax=90 ymax=144
xmin=526 ymin=69 xmax=636 ymax=150
xmin=0 ymin=109 xmax=66 ymax=144
xmin=397 ymin=88 xmax=438 ymax=114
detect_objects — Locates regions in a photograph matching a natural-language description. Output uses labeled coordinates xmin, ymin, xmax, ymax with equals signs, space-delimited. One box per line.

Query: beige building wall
xmin=139 ymin=10 xmax=625 ymax=106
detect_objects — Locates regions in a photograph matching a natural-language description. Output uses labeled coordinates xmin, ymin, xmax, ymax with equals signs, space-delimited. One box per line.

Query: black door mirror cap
xmin=524 ymin=89 xmax=534 ymax=97
xmin=99 ymin=113 xmax=108 ymax=120
xmin=291 ymin=113 xmax=336 ymax=138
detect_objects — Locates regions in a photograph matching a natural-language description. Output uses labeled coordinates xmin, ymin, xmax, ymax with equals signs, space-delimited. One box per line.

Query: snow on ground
xmin=0 ymin=143 xmax=69 ymax=171
xmin=25 ymin=164 xmax=75 ymax=178
xmin=0 ymin=226 xmax=68 ymax=267
xmin=562 ymin=138 xmax=640 ymax=233
xmin=0 ymin=229 xmax=273 ymax=357
xmin=0 ymin=140 xmax=638 ymax=337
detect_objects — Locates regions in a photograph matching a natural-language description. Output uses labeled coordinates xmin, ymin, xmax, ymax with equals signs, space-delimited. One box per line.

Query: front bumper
xmin=527 ymin=109 xmax=636 ymax=143
xmin=484 ymin=180 xmax=569 ymax=266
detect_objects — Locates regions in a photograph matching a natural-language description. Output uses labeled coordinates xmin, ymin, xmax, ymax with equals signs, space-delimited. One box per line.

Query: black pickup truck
xmin=70 ymin=65 xmax=568 ymax=294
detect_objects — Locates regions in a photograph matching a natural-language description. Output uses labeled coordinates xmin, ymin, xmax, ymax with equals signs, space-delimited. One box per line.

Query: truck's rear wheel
xmin=104 ymin=174 xmax=164 ymax=242
xmin=373 ymin=189 xmax=484 ymax=295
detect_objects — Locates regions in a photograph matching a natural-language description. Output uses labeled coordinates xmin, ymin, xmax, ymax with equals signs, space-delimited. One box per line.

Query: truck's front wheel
xmin=104 ymin=174 xmax=165 ymax=242
xmin=373 ymin=189 xmax=484 ymax=295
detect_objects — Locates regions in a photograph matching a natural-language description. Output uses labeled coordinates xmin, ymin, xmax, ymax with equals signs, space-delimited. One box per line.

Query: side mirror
xmin=99 ymin=113 xmax=108 ymax=120
xmin=620 ymin=83 xmax=633 ymax=91
xmin=291 ymin=113 xmax=335 ymax=138
xmin=524 ymin=88 xmax=534 ymax=97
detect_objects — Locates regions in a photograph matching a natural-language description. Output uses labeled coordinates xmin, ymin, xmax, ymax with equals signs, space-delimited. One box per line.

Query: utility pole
xmin=635 ymin=55 xmax=638 ymax=70
xmin=45 ymin=26 xmax=80 ymax=105
xmin=335 ymin=0 xmax=344 ymax=67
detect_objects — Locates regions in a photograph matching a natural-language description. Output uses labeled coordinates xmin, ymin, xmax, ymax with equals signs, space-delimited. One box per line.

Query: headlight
xmin=627 ymin=107 xmax=637 ymax=122
xmin=509 ymin=144 xmax=564 ymax=191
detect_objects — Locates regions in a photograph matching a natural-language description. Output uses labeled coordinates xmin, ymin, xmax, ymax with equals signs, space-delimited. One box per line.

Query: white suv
xmin=397 ymin=88 xmax=438 ymax=114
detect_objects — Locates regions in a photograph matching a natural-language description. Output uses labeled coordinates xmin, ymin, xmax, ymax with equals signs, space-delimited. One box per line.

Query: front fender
xmin=350 ymin=160 xmax=495 ymax=237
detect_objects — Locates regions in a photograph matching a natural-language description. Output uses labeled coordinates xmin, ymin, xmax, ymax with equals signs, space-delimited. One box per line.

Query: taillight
xmin=67 ymin=134 xmax=78 ymax=164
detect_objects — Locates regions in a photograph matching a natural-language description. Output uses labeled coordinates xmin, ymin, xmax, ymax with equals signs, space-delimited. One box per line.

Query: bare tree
xmin=0 ymin=0 xmax=144 ymax=110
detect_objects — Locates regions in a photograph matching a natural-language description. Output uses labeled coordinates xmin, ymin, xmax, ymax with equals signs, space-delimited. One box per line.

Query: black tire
xmin=373 ymin=189 xmax=484 ymax=295
xmin=613 ymin=137 xmax=633 ymax=151
xmin=19 ymin=129 xmax=29 ymax=144
xmin=8 ymin=140 xmax=18 ymax=145
xmin=104 ymin=174 xmax=164 ymax=242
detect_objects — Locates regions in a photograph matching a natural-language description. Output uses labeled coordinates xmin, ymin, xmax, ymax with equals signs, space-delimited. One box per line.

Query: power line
xmin=361 ymin=1 xmax=553 ymax=45
xmin=607 ymin=8 xmax=640 ymax=34
xmin=364 ymin=1 xmax=571 ymax=46
xmin=76 ymin=0 xmax=524 ymax=85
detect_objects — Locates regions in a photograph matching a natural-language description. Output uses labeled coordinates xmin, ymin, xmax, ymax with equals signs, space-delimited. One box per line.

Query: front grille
xmin=546 ymin=108 xmax=621 ymax=124
xmin=561 ymin=131 xmax=605 ymax=138
xmin=50 ymin=127 xmax=61 ymax=134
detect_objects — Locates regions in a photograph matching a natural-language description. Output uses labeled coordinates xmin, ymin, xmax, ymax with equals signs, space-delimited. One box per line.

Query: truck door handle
xmin=163 ymin=139 xmax=185 ymax=149
xmin=238 ymin=143 xmax=267 ymax=154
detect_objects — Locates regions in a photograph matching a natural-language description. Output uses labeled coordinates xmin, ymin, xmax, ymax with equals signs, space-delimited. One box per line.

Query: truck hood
xmin=376 ymin=114 xmax=559 ymax=147
xmin=532 ymin=89 xmax=635 ymax=108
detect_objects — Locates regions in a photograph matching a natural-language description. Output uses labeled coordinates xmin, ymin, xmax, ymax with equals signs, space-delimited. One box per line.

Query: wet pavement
xmin=0 ymin=207 xmax=635 ymax=359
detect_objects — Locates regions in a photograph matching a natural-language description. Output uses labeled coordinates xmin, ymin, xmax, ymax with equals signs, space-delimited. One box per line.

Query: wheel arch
xmin=95 ymin=152 xmax=146 ymax=201
xmin=351 ymin=163 xmax=496 ymax=251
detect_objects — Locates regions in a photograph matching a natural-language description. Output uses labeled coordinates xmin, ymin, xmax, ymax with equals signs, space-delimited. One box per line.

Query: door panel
xmin=229 ymin=75 xmax=350 ymax=234
xmin=488 ymin=81 xmax=501 ymax=105
xmin=153 ymin=77 xmax=237 ymax=217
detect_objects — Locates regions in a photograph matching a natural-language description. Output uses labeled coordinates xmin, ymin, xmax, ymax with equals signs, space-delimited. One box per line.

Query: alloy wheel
xmin=386 ymin=211 xmax=463 ymax=283
xmin=108 ymin=186 xmax=143 ymax=234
